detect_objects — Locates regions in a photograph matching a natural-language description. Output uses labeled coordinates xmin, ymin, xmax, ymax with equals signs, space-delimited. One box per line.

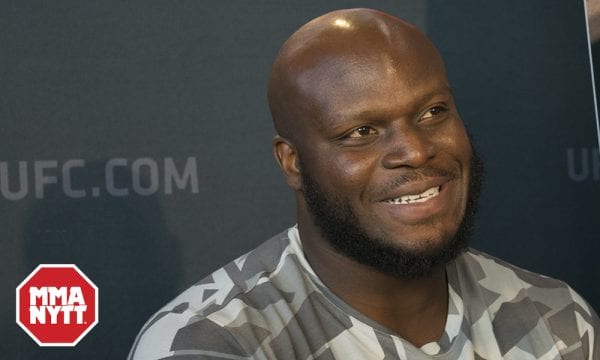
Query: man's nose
xmin=380 ymin=127 xmax=434 ymax=169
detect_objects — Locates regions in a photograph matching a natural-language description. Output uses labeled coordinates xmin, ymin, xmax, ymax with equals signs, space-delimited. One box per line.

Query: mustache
xmin=372 ymin=167 xmax=459 ymax=198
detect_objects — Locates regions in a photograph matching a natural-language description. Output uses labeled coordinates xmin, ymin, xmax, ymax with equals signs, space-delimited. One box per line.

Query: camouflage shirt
xmin=129 ymin=227 xmax=600 ymax=359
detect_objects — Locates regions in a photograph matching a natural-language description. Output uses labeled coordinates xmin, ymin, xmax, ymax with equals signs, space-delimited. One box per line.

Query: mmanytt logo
xmin=0 ymin=156 xmax=199 ymax=200
xmin=16 ymin=264 xmax=99 ymax=346
xmin=567 ymin=148 xmax=600 ymax=182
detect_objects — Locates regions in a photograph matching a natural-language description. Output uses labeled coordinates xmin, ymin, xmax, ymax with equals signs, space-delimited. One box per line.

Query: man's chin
xmin=328 ymin=229 xmax=469 ymax=279
xmin=369 ymin=220 xmax=462 ymax=252
xmin=302 ymin=182 xmax=471 ymax=279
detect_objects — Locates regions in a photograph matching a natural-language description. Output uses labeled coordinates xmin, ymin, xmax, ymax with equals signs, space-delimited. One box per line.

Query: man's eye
xmin=348 ymin=126 xmax=377 ymax=138
xmin=421 ymin=106 xmax=447 ymax=120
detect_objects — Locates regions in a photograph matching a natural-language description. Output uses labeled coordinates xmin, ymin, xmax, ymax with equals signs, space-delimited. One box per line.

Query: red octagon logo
xmin=16 ymin=264 xmax=99 ymax=346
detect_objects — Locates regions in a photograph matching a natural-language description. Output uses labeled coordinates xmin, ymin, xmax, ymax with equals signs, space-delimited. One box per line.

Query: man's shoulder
xmin=128 ymin=228 xmax=298 ymax=360
xmin=456 ymin=248 xmax=599 ymax=357
xmin=457 ymin=248 xmax=584 ymax=302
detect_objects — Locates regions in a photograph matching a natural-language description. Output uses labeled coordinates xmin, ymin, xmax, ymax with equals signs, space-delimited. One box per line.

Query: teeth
xmin=386 ymin=186 xmax=440 ymax=205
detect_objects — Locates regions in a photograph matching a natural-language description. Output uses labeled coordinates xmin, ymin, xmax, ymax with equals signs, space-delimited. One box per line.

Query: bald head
xmin=268 ymin=8 xmax=447 ymax=142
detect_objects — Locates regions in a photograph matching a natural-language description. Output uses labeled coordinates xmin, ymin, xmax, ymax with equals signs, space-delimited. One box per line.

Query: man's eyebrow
xmin=333 ymin=86 xmax=454 ymax=124
xmin=340 ymin=109 xmax=391 ymax=123
xmin=415 ymin=85 xmax=454 ymax=102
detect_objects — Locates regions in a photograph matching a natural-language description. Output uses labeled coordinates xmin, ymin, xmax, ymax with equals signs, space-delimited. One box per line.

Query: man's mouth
xmin=384 ymin=186 xmax=441 ymax=205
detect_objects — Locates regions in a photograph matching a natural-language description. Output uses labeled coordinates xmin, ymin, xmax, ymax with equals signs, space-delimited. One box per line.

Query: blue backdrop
xmin=1 ymin=1 xmax=598 ymax=358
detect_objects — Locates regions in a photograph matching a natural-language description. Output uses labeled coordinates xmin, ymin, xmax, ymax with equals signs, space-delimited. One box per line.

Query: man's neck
xmin=298 ymin=224 xmax=449 ymax=347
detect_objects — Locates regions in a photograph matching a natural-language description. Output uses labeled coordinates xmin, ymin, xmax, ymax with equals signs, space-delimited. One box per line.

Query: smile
xmin=385 ymin=186 xmax=440 ymax=205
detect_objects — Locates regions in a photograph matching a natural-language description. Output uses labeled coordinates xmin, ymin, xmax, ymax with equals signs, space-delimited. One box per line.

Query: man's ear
xmin=273 ymin=135 xmax=302 ymax=191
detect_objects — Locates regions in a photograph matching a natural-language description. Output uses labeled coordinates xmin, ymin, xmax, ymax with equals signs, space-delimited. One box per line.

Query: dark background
xmin=1 ymin=1 xmax=598 ymax=359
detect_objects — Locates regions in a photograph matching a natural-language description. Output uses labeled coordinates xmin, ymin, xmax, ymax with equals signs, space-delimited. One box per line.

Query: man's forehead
xmin=293 ymin=47 xmax=445 ymax=97
xmin=290 ymin=46 xmax=450 ymax=130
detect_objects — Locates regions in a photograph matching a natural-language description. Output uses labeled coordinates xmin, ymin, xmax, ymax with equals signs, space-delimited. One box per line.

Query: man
xmin=129 ymin=9 xmax=599 ymax=359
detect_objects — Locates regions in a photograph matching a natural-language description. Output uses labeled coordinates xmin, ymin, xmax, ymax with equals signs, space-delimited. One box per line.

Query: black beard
xmin=300 ymin=150 xmax=484 ymax=279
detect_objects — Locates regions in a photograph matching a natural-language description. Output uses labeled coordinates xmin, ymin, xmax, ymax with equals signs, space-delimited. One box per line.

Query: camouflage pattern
xmin=129 ymin=227 xmax=600 ymax=359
